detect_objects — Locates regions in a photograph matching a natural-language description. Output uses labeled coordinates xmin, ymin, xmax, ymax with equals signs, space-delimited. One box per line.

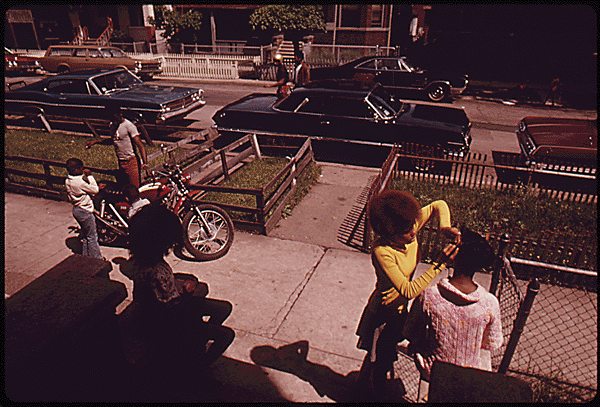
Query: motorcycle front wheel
xmin=182 ymin=204 xmax=234 ymax=261
xmin=96 ymin=212 xmax=121 ymax=245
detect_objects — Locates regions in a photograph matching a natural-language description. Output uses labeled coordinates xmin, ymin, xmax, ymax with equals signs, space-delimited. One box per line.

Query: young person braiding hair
xmin=354 ymin=189 xmax=461 ymax=397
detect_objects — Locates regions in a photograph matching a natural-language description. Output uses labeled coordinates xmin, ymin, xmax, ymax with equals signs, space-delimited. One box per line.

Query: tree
xmin=147 ymin=5 xmax=203 ymax=44
xmin=249 ymin=5 xmax=326 ymax=55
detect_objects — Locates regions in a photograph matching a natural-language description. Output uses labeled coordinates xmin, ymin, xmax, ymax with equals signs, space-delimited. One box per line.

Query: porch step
xmin=276 ymin=40 xmax=303 ymax=59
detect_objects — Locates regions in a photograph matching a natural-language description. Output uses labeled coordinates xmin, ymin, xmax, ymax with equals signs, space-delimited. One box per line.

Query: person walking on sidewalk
xmin=403 ymin=228 xmax=503 ymax=381
xmin=86 ymin=107 xmax=151 ymax=188
xmin=544 ymin=77 xmax=561 ymax=106
xmin=353 ymin=190 xmax=461 ymax=399
xmin=65 ymin=157 xmax=102 ymax=259
xmin=294 ymin=51 xmax=311 ymax=87
xmin=265 ymin=54 xmax=290 ymax=99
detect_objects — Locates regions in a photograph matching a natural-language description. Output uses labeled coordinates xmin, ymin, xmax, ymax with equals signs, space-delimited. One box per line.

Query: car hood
xmin=523 ymin=117 xmax=597 ymax=148
xmin=399 ymin=103 xmax=470 ymax=130
xmin=111 ymin=84 xmax=199 ymax=103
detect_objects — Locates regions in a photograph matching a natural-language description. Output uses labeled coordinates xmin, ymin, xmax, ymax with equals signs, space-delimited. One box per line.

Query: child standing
xmin=354 ymin=190 xmax=461 ymax=398
xmin=65 ymin=158 xmax=102 ymax=259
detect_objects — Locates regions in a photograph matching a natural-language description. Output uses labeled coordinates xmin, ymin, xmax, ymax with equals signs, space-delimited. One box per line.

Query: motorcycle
xmin=94 ymin=161 xmax=234 ymax=261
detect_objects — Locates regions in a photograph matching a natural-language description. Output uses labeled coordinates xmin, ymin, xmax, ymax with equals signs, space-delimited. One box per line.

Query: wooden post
xmin=38 ymin=113 xmax=52 ymax=133
xmin=256 ymin=193 xmax=266 ymax=232
xmin=83 ymin=119 xmax=102 ymax=139
xmin=220 ymin=150 xmax=229 ymax=179
xmin=43 ymin=163 xmax=53 ymax=189
xmin=250 ymin=133 xmax=262 ymax=159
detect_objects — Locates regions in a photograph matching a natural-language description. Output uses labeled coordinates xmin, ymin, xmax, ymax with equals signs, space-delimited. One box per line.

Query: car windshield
xmin=92 ymin=70 xmax=141 ymax=94
xmin=368 ymin=85 xmax=404 ymax=118
xmin=400 ymin=58 xmax=417 ymax=72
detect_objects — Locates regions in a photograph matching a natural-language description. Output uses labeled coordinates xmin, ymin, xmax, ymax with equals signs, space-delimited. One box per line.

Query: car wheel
xmin=427 ymin=84 xmax=447 ymax=102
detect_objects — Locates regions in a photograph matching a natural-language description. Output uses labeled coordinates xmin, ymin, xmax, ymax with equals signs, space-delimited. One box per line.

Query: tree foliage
xmin=147 ymin=6 xmax=203 ymax=44
xmin=250 ymin=5 xmax=325 ymax=35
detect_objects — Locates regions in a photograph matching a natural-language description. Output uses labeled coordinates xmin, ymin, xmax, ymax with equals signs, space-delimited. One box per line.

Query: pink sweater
xmin=403 ymin=278 xmax=503 ymax=379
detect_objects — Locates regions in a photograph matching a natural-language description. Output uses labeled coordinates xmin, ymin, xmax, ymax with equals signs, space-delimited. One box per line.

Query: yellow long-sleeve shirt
xmin=371 ymin=200 xmax=452 ymax=314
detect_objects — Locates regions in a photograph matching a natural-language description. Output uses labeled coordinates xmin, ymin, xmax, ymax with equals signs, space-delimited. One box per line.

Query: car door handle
xmin=320 ymin=121 xmax=330 ymax=125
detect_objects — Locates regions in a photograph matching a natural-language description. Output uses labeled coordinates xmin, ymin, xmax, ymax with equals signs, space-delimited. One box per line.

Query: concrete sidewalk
xmin=5 ymin=162 xmax=480 ymax=402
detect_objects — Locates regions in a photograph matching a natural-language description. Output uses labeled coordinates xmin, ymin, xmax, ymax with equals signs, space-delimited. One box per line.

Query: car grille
xmin=141 ymin=62 xmax=160 ymax=69
xmin=165 ymin=94 xmax=196 ymax=111
xmin=19 ymin=61 xmax=39 ymax=67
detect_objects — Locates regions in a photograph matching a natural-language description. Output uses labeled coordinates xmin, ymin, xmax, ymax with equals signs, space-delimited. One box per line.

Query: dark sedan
xmin=213 ymin=81 xmax=471 ymax=155
xmin=4 ymin=68 xmax=205 ymax=124
xmin=310 ymin=56 xmax=468 ymax=102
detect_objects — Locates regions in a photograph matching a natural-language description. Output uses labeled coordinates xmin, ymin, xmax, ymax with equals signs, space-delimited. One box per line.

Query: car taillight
xmin=182 ymin=172 xmax=192 ymax=185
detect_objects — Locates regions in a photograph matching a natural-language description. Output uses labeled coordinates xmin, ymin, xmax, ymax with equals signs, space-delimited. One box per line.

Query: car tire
xmin=426 ymin=84 xmax=448 ymax=102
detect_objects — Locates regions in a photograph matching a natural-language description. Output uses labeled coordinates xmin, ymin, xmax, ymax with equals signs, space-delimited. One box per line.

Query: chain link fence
xmin=490 ymin=256 xmax=597 ymax=402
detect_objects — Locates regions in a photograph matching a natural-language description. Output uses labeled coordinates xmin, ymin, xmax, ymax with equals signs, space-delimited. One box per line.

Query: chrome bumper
xmin=158 ymin=99 xmax=206 ymax=121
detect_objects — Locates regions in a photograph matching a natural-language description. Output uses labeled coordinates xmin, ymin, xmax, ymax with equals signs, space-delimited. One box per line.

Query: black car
xmin=213 ymin=80 xmax=471 ymax=156
xmin=4 ymin=68 xmax=205 ymax=124
xmin=310 ymin=56 xmax=468 ymax=102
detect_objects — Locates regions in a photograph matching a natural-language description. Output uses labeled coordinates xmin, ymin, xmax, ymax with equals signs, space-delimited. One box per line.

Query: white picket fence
xmin=157 ymin=55 xmax=239 ymax=79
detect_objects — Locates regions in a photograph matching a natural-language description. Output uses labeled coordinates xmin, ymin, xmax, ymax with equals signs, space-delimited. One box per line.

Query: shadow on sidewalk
xmin=113 ymin=355 xmax=291 ymax=403
xmin=250 ymin=340 xmax=407 ymax=402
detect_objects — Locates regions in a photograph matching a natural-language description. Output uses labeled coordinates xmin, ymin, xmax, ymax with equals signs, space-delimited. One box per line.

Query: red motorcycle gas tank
xmin=139 ymin=179 xmax=171 ymax=202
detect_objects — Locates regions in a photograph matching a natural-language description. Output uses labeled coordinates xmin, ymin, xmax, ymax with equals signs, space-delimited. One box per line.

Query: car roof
xmin=298 ymin=79 xmax=378 ymax=96
xmin=46 ymin=68 xmax=129 ymax=79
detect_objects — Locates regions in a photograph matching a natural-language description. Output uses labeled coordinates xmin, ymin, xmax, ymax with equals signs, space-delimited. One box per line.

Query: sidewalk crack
xmin=270 ymin=247 xmax=329 ymax=338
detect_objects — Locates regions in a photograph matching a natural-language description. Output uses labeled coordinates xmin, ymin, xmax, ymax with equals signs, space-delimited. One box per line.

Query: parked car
xmin=493 ymin=117 xmax=597 ymax=194
xmin=310 ymin=56 xmax=468 ymax=102
xmin=5 ymin=47 xmax=42 ymax=76
xmin=5 ymin=68 xmax=205 ymax=124
xmin=39 ymin=45 xmax=162 ymax=80
xmin=516 ymin=117 xmax=597 ymax=167
xmin=213 ymin=80 xmax=471 ymax=156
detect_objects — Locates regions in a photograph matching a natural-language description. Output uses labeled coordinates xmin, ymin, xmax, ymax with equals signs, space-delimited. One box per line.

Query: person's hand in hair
xmin=436 ymin=242 xmax=460 ymax=267
xmin=441 ymin=226 xmax=461 ymax=244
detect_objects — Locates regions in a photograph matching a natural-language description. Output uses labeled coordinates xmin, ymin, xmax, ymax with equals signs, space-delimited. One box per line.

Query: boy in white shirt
xmin=65 ymin=158 xmax=103 ymax=258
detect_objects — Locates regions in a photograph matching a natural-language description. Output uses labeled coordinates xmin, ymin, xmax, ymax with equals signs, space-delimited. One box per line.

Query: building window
xmin=128 ymin=5 xmax=143 ymax=27
xmin=339 ymin=5 xmax=361 ymax=28
xmin=371 ymin=5 xmax=385 ymax=27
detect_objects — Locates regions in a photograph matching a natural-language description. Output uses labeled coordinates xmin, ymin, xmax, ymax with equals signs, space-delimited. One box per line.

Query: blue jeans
xmin=73 ymin=206 xmax=102 ymax=259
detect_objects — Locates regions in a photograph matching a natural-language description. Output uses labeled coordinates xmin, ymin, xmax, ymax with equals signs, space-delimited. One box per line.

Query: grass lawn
xmin=391 ymin=176 xmax=597 ymax=239
xmin=203 ymin=156 xmax=322 ymax=222
xmin=5 ymin=129 xmax=322 ymax=222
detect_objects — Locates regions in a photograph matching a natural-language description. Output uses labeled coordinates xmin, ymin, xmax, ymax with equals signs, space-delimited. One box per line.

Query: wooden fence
xmin=5 ymin=119 xmax=316 ymax=235
xmin=361 ymin=144 xmax=597 ymax=271
xmin=186 ymin=134 xmax=315 ymax=234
